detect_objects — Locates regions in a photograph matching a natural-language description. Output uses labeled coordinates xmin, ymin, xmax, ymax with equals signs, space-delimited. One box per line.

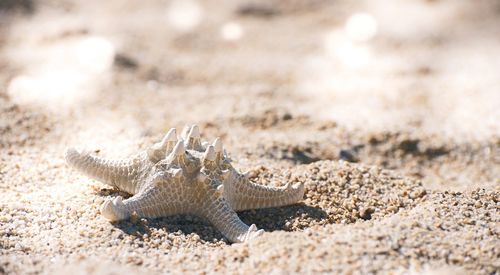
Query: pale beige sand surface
xmin=1 ymin=0 xmax=499 ymax=274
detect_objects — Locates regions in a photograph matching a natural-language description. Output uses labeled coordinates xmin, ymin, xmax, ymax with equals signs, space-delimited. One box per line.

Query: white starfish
xmin=65 ymin=125 xmax=305 ymax=243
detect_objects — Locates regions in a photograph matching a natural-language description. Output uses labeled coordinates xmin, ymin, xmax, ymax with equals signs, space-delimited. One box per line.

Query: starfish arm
xmin=65 ymin=148 xmax=144 ymax=194
xmin=101 ymin=172 xmax=186 ymax=221
xmin=197 ymin=195 xmax=264 ymax=243
xmin=100 ymin=196 xmax=131 ymax=221
xmin=224 ymin=172 xmax=305 ymax=212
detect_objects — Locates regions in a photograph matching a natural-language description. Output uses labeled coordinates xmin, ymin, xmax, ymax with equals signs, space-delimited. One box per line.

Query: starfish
xmin=65 ymin=125 xmax=305 ymax=243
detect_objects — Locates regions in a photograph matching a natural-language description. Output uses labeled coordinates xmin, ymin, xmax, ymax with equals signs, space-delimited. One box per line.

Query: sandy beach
xmin=1 ymin=0 xmax=499 ymax=274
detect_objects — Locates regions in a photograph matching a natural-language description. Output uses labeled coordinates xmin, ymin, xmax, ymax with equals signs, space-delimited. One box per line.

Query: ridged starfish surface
xmin=66 ymin=125 xmax=305 ymax=243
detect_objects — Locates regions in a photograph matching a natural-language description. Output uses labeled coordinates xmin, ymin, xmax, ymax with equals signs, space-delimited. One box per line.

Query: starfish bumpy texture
xmin=65 ymin=125 xmax=305 ymax=243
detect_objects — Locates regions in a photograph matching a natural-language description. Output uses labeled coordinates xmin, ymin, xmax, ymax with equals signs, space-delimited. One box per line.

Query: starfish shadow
xmin=98 ymin=189 xmax=327 ymax=242
xmin=95 ymin=187 xmax=131 ymax=198
xmin=238 ymin=203 xmax=327 ymax=232
xmin=112 ymin=214 xmax=228 ymax=243
xmin=111 ymin=204 xmax=327 ymax=244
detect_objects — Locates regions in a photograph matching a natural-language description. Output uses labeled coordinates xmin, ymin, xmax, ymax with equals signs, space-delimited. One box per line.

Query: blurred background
xmin=1 ymin=0 xmax=499 ymax=188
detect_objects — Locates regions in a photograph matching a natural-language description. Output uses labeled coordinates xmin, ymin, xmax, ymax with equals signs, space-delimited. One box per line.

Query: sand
xmin=1 ymin=0 xmax=499 ymax=274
